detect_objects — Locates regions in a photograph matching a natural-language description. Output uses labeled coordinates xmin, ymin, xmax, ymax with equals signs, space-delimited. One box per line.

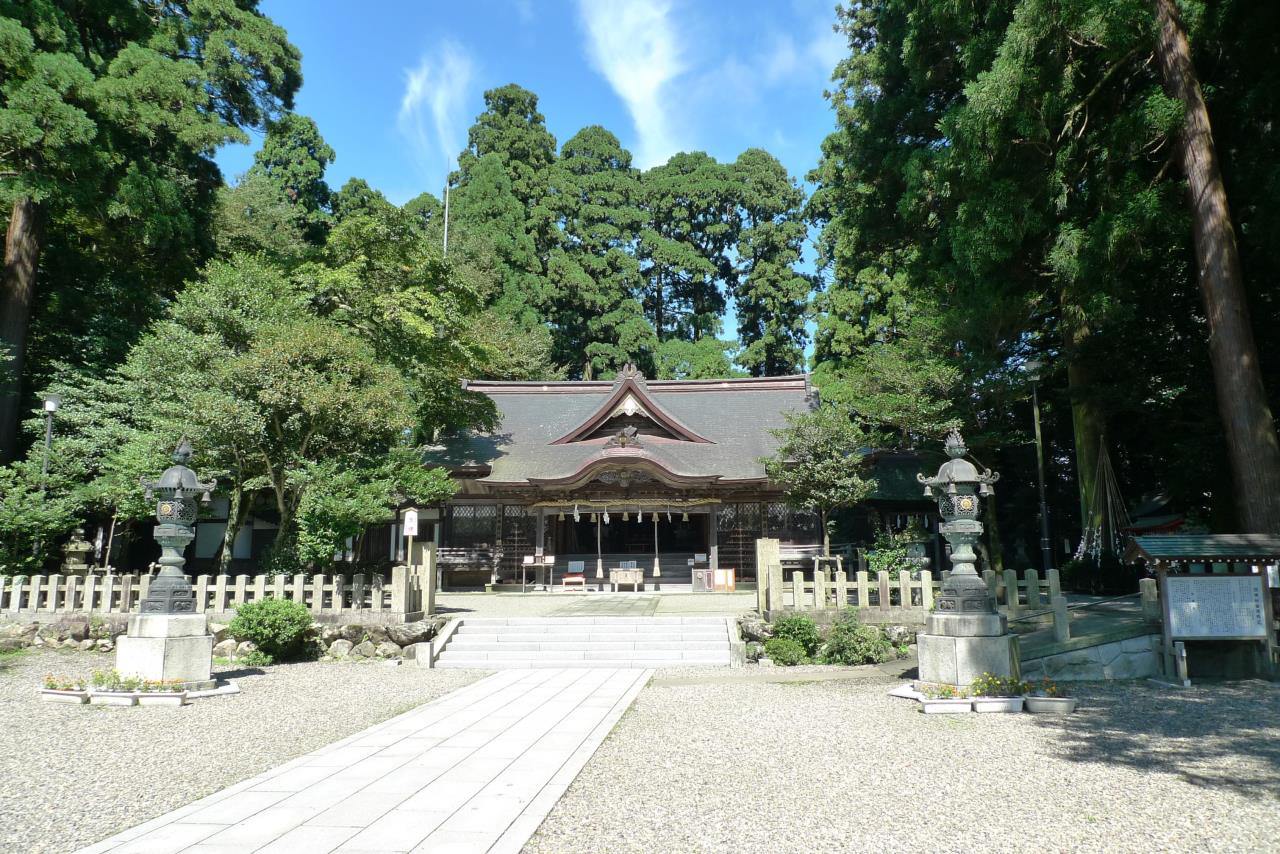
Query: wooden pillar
xmin=536 ymin=507 xmax=545 ymax=554
xmin=709 ymin=507 xmax=719 ymax=570
xmin=596 ymin=513 xmax=603 ymax=578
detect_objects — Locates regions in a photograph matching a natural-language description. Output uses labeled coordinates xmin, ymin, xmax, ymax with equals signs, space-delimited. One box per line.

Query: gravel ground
xmin=528 ymin=673 xmax=1280 ymax=854
xmin=0 ymin=649 xmax=481 ymax=854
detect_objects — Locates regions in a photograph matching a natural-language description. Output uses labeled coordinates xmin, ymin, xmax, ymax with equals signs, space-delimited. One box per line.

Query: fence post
xmin=82 ymin=575 xmax=97 ymax=614
xmin=213 ymin=575 xmax=229 ymax=613
xmin=855 ymin=571 xmax=869 ymax=608
xmin=253 ymin=574 xmax=267 ymax=604
xmin=62 ymin=576 xmax=79 ymax=613
xmin=983 ymin=569 xmax=997 ymax=601
xmin=352 ymin=573 xmax=366 ymax=611
xmin=310 ymin=574 xmax=326 ymax=612
xmin=1003 ymin=569 xmax=1021 ymax=616
xmin=330 ymin=574 xmax=345 ymax=611
xmin=756 ymin=538 xmax=780 ymax=614
xmin=234 ymin=574 xmax=249 ymax=607
xmin=29 ymin=575 xmax=44 ymax=613
xmin=1026 ymin=569 xmax=1041 ymax=609
xmin=875 ymin=570 xmax=889 ymax=611
xmin=897 ymin=570 xmax=911 ymax=609
xmin=102 ymin=575 xmax=117 ymax=613
xmin=768 ymin=561 xmax=784 ymax=612
xmin=834 ymin=570 xmax=847 ymax=608
xmin=291 ymin=573 xmax=306 ymax=605
xmin=1046 ymin=568 xmax=1062 ymax=600
xmin=425 ymin=541 xmax=438 ymax=616
xmin=44 ymin=574 xmax=62 ymax=612
xmin=272 ymin=573 xmax=286 ymax=601
xmin=0 ymin=576 xmax=9 ymax=611
xmin=391 ymin=565 xmax=409 ymax=615
xmin=1140 ymin=578 xmax=1160 ymax=621
xmin=919 ymin=571 xmax=933 ymax=610
xmin=1051 ymin=596 xmax=1070 ymax=643
xmin=119 ymin=575 xmax=133 ymax=613
xmin=194 ymin=575 xmax=209 ymax=613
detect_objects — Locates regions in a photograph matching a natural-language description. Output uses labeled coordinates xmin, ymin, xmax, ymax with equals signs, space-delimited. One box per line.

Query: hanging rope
xmin=1075 ymin=443 xmax=1132 ymax=561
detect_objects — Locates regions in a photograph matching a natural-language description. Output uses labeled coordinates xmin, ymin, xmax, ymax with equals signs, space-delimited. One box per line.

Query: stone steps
xmin=434 ymin=615 xmax=733 ymax=670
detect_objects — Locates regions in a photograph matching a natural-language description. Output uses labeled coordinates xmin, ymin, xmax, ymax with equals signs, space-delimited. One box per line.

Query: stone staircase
xmin=433 ymin=616 xmax=734 ymax=669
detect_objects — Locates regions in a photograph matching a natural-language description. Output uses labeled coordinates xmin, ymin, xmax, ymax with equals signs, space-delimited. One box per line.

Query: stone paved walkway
xmin=548 ymin=594 xmax=659 ymax=617
xmin=78 ymin=668 xmax=652 ymax=854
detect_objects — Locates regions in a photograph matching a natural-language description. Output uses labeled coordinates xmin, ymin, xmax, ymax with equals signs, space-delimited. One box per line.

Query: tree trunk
xmin=0 ymin=197 xmax=43 ymax=464
xmin=218 ymin=486 xmax=247 ymax=573
xmin=1153 ymin=0 xmax=1280 ymax=532
xmin=1064 ymin=323 xmax=1104 ymax=537
xmin=984 ymin=493 xmax=1005 ymax=573
xmin=820 ymin=508 xmax=830 ymax=556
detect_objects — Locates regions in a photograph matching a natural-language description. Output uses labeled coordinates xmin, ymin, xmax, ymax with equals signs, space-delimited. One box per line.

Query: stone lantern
xmin=914 ymin=429 xmax=1018 ymax=689
xmin=115 ymin=439 xmax=217 ymax=689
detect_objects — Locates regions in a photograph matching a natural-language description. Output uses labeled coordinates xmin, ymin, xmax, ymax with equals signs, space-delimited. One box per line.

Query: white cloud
xmin=576 ymin=0 xmax=686 ymax=169
xmin=762 ymin=22 xmax=844 ymax=86
xmin=397 ymin=42 xmax=474 ymax=184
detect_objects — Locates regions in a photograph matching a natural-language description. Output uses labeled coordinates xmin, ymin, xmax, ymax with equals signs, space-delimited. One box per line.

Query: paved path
xmin=79 ymin=668 xmax=651 ymax=854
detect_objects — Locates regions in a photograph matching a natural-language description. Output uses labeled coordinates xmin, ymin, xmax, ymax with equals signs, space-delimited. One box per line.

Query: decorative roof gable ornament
xmin=616 ymin=362 xmax=646 ymax=384
xmin=604 ymin=425 xmax=643 ymax=449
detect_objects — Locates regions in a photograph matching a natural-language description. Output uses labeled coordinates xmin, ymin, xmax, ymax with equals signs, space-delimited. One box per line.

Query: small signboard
xmin=1165 ymin=574 xmax=1269 ymax=640
xmin=402 ymin=509 xmax=419 ymax=538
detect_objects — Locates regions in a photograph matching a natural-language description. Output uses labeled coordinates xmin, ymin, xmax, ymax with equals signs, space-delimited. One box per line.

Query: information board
xmin=402 ymin=509 xmax=418 ymax=538
xmin=1165 ymin=574 xmax=1269 ymax=639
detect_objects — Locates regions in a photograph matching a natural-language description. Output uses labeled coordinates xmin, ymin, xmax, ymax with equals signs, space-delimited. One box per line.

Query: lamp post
xmin=1025 ymin=360 xmax=1053 ymax=573
xmin=33 ymin=394 xmax=60 ymax=560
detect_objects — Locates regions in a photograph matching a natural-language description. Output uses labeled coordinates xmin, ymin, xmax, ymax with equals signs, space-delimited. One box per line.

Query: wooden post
xmin=83 ymin=575 xmax=97 ymax=614
xmin=44 ymin=574 xmax=61 ymax=612
xmin=1026 ymin=569 xmax=1041 ymax=609
xmin=1140 ymin=577 xmax=1160 ymax=621
xmin=391 ymin=565 xmax=408 ymax=615
xmin=1051 ymin=596 xmax=1070 ymax=642
xmin=213 ymin=575 xmax=229 ymax=612
xmin=877 ymin=570 xmax=891 ymax=612
xmin=1003 ymin=569 xmax=1021 ymax=616
xmin=855 ymin=571 xmax=869 ymax=609
xmin=352 ymin=573 xmax=366 ymax=611
xmin=195 ymin=575 xmax=209 ymax=613
xmin=311 ymin=574 xmax=326 ymax=612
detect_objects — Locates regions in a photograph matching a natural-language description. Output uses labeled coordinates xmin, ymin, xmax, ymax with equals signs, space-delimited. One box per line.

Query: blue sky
xmin=216 ymin=0 xmax=846 ymax=205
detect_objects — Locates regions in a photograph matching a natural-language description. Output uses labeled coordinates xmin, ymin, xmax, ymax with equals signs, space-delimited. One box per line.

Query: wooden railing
xmin=756 ymin=536 xmax=1062 ymax=618
xmin=1 ymin=544 xmax=437 ymax=623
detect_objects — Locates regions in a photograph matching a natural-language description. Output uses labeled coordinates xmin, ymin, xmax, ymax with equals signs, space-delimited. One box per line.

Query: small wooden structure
xmin=1124 ymin=534 xmax=1280 ymax=683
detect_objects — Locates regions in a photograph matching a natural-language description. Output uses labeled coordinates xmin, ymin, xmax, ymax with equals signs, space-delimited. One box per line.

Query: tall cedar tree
xmin=546 ymin=126 xmax=656 ymax=378
xmin=0 ymin=0 xmax=300 ymax=462
xmin=733 ymin=149 xmax=810 ymax=376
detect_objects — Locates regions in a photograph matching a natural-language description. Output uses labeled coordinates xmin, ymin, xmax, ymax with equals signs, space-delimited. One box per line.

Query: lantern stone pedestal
xmin=915 ymin=430 xmax=1019 ymax=690
xmin=116 ymin=614 xmax=215 ymax=690
xmin=114 ymin=440 xmax=218 ymax=690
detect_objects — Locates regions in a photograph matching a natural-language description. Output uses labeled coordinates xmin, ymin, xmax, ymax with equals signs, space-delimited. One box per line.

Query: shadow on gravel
xmin=215 ymin=667 xmax=266 ymax=679
xmin=1033 ymin=680 xmax=1280 ymax=797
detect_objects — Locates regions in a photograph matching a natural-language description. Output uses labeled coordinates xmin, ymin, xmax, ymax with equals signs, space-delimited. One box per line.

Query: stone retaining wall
xmin=1020 ymin=634 xmax=1161 ymax=681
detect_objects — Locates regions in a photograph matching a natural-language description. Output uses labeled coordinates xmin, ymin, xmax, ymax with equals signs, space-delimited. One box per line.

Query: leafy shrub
xmin=770 ymin=614 xmax=822 ymax=657
xmin=763 ymin=637 xmax=807 ymax=666
xmin=228 ymin=598 xmax=315 ymax=662
xmin=866 ymin=525 xmax=917 ymax=581
xmin=818 ymin=610 xmax=895 ymax=665
xmin=240 ymin=650 xmax=275 ymax=667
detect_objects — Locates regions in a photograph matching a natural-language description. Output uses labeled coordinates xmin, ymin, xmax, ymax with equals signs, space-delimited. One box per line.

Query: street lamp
xmin=39 ymin=393 xmax=60 ymax=493
xmin=1024 ymin=360 xmax=1053 ymax=573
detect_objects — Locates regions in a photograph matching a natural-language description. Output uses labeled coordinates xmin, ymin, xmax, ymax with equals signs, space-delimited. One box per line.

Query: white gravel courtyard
xmin=0 ymin=649 xmax=481 ymax=854
xmin=528 ymin=671 xmax=1280 ymax=854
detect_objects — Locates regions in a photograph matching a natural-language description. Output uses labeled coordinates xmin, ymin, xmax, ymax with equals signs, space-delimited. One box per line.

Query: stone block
xmin=212 ymin=639 xmax=238 ymax=658
xmin=116 ymin=633 xmax=213 ymax=684
xmin=127 ymin=613 xmax=209 ymax=639
xmin=235 ymin=641 xmax=257 ymax=657
xmin=918 ymin=633 xmax=1017 ymax=688
xmin=328 ymin=639 xmax=354 ymax=658
xmin=924 ymin=611 xmax=1007 ymax=638
xmin=375 ymin=641 xmax=402 ymax=658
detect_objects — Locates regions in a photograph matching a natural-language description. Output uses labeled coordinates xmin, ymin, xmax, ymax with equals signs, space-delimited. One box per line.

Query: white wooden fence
xmin=756 ymin=538 xmax=1062 ymax=618
xmin=1 ymin=544 xmax=437 ymax=623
